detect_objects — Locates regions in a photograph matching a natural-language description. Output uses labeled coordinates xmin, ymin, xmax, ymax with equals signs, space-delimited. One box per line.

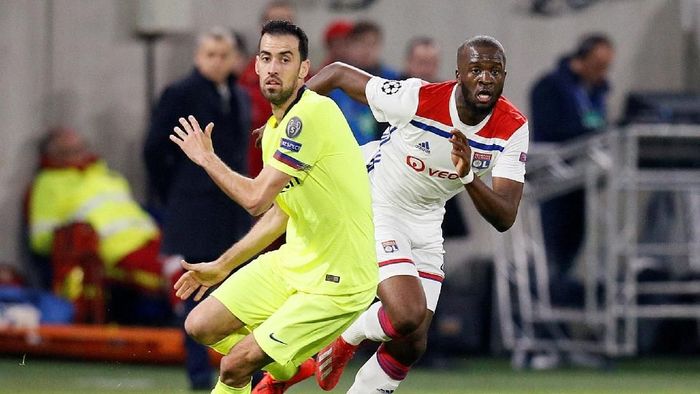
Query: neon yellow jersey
xmin=261 ymin=87 xmax=377 ymax=295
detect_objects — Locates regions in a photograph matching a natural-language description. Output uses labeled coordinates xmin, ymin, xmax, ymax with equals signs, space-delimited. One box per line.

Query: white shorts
xmin=374 ymin=206 xmax=445 ymax=312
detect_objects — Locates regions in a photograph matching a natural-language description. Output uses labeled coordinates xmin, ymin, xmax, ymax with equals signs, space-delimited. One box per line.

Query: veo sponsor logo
xmin=405 ymin=156 xmax=459 ymax=180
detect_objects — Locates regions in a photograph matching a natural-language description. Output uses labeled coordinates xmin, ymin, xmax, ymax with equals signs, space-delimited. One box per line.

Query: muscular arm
xmin=450 ymin=129 xmax=523 ymax=231
xmin=216 ymin=203 xmax=288 ymax=271
xmin=464 ymin=177 xmax=523 ymax=232
xmin=306 ymin=62 xmax=372 ymax=103
xmin=174 ymin=204 xmax=288 ymax=300
xmin=200 ymin=156 xmax=290 ymax=216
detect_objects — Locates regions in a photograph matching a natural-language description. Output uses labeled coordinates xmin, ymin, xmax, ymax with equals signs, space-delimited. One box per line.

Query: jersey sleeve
xmin=267 ymin=109 xmax=324 ymax=181
xmin=491 ymin=122 xmax=529 ymax=183
xmin=365 ymin=76 xmax=421 ymax=128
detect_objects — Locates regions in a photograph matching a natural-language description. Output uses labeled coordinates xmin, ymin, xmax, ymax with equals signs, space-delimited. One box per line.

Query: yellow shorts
xmin=211 ymin=250 xmax=375 ymax=366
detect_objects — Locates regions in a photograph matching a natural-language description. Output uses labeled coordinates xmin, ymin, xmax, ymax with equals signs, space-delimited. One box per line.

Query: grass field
xmin=1 ymin=355 xmax=699 ymax=393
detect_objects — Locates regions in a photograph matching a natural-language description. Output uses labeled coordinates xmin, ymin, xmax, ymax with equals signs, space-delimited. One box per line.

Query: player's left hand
xmin=174 ymin=259 xmax=228 ymax=302
xmin=252 ymin=125 xmax=265 ymax=148
xmin=449 ymin=129 xmax=472 ymax=177
xmin=170 ymin=115 xmax=215 ymax=167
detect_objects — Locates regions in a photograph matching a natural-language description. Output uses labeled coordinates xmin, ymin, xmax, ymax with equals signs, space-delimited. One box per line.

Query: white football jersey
xmin=364 ymin=76 xmax=529 ymax=223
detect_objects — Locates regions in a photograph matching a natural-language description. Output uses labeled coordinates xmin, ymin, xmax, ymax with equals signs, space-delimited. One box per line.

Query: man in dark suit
xmin=144 ymin=26 xmax=252 ymax=390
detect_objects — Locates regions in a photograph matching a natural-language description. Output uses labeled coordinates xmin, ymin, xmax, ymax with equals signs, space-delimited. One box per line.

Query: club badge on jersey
xmin=382 ymin=240 xmax=399 ymax=253
xmin=471 ymin=152 xmax=492 ymax=170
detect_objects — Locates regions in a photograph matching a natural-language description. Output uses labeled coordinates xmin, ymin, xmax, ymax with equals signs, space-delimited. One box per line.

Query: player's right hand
xmin=173 ymin=260 xmax=228 ymax=301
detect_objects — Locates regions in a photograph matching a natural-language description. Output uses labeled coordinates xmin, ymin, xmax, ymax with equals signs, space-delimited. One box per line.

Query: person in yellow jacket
xmin=28 ymin=127 xmax=176 ymax=323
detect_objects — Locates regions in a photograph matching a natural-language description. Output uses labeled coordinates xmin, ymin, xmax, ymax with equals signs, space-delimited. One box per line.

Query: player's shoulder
xmin=493 ymin=96 xmax=527 ymax=124
xmin=415 ymin=80 xmax=457 ymax=126
xmin=297 ymin=88 xmax=340 ymax=114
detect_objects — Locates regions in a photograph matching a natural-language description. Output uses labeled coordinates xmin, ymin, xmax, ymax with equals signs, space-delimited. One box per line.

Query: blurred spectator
xmin=239 ymin=0 xmax=296 ymax=177
xmin=27 ymin=127 xmax=172 ymax=324
xmin=230 ymin=31 xmax=249 ymax=78
xmin=144 ymin=26 xmax=252 ymax=390
xmin=319 ymin=19 xmax=354 ymax=69
xmin=529 ymin=33 xmax=614 ymax=305
xmin=332 ymin=20 xmax=400 ymax=145
xmin=399 ymin=36 xmax=441 ymax=82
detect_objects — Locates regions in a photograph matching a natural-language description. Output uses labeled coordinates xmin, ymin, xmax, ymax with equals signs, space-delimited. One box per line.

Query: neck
xmin=272 ymin=85 xmax=303 ymax=123
xmin=455 ymin=86 xmax=488 ymax=126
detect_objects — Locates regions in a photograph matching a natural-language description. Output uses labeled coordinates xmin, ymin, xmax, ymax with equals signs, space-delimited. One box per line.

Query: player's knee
xmin=391 ymin=305 xmax=427 ymax=336
xmin=184 ymin=312 xmax=217 ymax=345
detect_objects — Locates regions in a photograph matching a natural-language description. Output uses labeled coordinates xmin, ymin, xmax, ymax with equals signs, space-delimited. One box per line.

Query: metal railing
xmin=495 ymin=125 xmax=700 ymax=365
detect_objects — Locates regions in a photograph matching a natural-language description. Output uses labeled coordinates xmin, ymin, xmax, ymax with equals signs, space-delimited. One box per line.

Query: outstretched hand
xmin=449 ymin=129 xmax=472 ymax=177
xmin=173 ymin=260 xmax=229 ymax=302
xmin=169 ymin=115 xmax=215 ymax=167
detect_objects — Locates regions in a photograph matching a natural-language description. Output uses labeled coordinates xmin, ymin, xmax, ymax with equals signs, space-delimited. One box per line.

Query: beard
xmin=460 ymin=83 xmax=498 ymax=118
xmin=261 ymin=77 xmax=299 ymax=106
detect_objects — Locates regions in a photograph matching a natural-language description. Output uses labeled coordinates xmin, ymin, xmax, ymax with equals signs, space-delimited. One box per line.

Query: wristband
xmin=460 ymin=170 xmax=475 ymax=185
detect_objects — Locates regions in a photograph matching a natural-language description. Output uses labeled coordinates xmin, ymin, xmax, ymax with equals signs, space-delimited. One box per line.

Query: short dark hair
xmin=458 ymin=35 xmax=506 ymax=66
xmin=260 ymin=20 xmax=309 ymax=61
xmin=572 ymin=33 xmax=613 ymax=59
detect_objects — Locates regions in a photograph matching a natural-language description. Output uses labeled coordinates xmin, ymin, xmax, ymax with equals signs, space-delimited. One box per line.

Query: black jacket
xmin=530 ymin=57 xmax=610 ymax=143
xmin=144 ymin=69 xmax=252 ymax=260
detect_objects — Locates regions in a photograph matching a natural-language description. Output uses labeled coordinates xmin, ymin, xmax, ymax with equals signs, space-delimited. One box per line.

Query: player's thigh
xmin=254 ymin=289 xmax=375 ymax=367
xmin=374 ymin=212 xmax=417 ymax=281
xmin=211 ymin=251 xmax=294 ymax=327
xmin=378 ymin=275 xmax=426 ymax=319
xmin=413 ymin=246 xmax=445 ymax=313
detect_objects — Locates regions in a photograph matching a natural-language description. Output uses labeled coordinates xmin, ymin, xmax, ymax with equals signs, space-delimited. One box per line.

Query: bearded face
xmin=456 ymin=44 xmax=506 ymax=118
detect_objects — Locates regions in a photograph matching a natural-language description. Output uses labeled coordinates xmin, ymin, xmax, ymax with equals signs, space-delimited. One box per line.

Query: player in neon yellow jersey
xmin=169 ymin=20 xmax=377 ymax=394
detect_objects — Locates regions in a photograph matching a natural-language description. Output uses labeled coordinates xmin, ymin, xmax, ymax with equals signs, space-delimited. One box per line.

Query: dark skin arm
xmin=450 ymin=130 xmax=523 ymax=232
xmin=305 ymin=62 xmax=372 ymax=103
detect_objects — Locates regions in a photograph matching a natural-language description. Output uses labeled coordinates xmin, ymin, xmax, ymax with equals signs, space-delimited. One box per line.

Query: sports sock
xmin=209 ymin=328 xmax=251 ymax=355
xmin=342 ymin=301 xmax=400 ymax=345
xmin=211 ymin=379 xmax=251 ymax=394
xmin=263 ymin=361 xmax=297 ymax=381
xmin=347 ymin=345 xmax=408 ymax=394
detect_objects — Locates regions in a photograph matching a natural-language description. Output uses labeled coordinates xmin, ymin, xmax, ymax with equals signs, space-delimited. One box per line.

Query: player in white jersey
xmin=304 ymin=35 xmax=528 ymax=393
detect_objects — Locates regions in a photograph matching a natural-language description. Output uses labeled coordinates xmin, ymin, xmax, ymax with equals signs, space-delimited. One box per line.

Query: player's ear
xmin=299 ymin=59 xmax=310 ymax=80
xmin=455 ymin=68 xmax=460 ymax=80
xmin=255 ymin=55 xmax=261 ymax=76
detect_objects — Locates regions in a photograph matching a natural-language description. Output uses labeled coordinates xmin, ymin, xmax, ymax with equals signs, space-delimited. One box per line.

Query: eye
xmin=471 ymin=68 xmax=481 ymax=75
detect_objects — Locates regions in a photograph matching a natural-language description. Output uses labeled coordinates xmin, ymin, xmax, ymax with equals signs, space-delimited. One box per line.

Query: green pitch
xmin=1 ymin=356 xmax=699 ymax=393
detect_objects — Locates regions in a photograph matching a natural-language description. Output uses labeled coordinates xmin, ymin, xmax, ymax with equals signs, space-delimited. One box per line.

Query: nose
xmin=479 ymin=72 xmax=494 ymax=84
xmin=267 ymin=59 xmax=282 ymax=75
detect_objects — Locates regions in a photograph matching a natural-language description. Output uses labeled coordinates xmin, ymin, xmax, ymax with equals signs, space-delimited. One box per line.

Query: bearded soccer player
xmin=170 ymin=21 xmax=377 ymax=394
xmin=306 ymin=35 xmax=528 ymax=393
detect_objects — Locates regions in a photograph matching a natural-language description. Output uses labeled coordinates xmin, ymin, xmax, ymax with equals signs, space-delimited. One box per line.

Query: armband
xmin=460 ymin=170 xmax=475 ymax=185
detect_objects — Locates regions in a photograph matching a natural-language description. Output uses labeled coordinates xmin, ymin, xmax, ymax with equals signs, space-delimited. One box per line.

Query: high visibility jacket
xmin=29 ymin=160 xmax=159 ymax=267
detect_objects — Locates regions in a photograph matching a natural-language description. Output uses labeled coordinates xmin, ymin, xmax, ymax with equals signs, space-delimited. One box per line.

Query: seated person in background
xmin=27 ymin=127 xmax=176 ymax=325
